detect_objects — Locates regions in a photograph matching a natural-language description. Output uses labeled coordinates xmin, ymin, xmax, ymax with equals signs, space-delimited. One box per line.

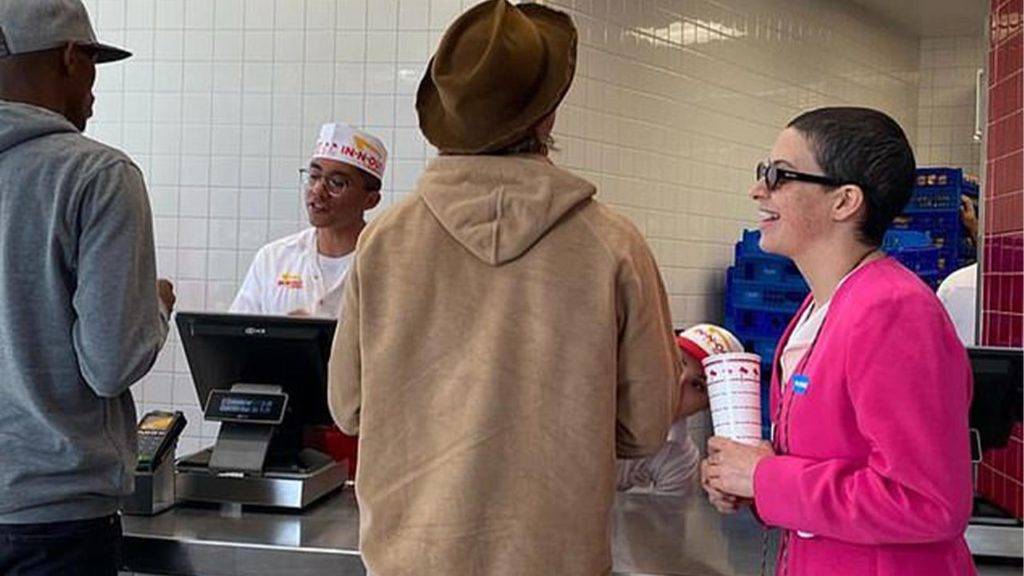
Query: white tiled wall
xmin=915 ymin=35 xmax=986 ymax=176
xmin=84 ymin=0 xmax=920 ymax=452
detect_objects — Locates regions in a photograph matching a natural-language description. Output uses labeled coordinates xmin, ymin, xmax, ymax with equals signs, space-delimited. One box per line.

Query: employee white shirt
xmin=779 ymin=300 xmax=830 ymax=388
xmin=615 ymin=419 xmax=701 ymax=496
xmin=230 ymin=228 xmax=352 ymax=318
xmin=779 ymin=264 xmax=869 ymax=389
xmin=937 ymin=263 xmax=977 ymax=346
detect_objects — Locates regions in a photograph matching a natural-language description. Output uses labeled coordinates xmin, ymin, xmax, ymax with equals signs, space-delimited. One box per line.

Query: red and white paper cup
xmin=702 ymin=352 xmax=763 ymax=446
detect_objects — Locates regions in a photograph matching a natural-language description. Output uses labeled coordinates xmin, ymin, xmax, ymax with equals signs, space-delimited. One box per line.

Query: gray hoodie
xmin=0 ymin=101 xmax=167 ymax=523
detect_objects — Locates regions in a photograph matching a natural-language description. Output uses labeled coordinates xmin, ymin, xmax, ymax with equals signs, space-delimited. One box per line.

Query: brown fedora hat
xmin=416 ymin=0 xmax=577 ymax=154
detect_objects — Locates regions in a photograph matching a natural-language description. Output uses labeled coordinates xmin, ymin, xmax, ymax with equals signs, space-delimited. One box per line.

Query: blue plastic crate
xmin=913 ymin=167 xmax=979 ymax=195
xmin=890 ymin=210 xmax=963 ymax=247
xmin=930 ymin=227 xmax=965 ymax=250
xmin=934 ymin=243 xmax=977 ymax=274
xmin=905 ymin=186 xmax=976 ymax=213
xmin=727 ymin=274 xmax=808 ymax=313
xmin=732 ymin=256 xmax=807 ymax=289
xmin=726 ymin=306 xmax=795 ymax=340
xmin=883 ymin=230 xmax=933 ymax=251
xmin=907 ymin=168 xmax=979 ymax=213
xmin=937 ymin=251 xmax=955 ymax=274
xmin=889 ymin=246 xmax=939 ymax=274
xmin=890 ymin=168 xmax=979 ymax=278
xmin=738 ymin=336 xmax=781 ymax=368
xmin=735 ymin=229 xmax=790 ymax=262
xmin=919 ymin=270 xmax=940 ymax=290
xmin=926 ymin=240 xmax=975 ymax=275
xmin=890 ymin=210 xmax=959 ymax=236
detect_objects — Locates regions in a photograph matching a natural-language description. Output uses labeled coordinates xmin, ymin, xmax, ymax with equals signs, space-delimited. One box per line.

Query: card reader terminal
xmin=137 ymin=411 xmax=186 ymax=472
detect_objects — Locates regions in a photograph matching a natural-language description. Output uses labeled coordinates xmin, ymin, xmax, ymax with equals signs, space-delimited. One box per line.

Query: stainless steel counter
xmin=122 ymin=488 xmax=774 ymax=576
xmin=122 ymin=488 xmax=1023 ymax=576
xmin=611 ymin=492 xmax=771 ymax=575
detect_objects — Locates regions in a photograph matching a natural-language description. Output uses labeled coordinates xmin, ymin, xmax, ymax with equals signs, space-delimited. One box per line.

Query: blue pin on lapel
xmin=792 ymin=374 xmax=810 ymax=395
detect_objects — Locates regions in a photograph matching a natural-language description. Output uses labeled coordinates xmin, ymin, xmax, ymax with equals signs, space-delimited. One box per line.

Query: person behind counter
xmin=702 ymin=107 xmax=976 ymax=576
xmin=0 ymin=1 xmax=175 ymax=574
xmin=327 ymin=1 xmax=681 ymax=574
xmin=230 ymin=122 xmax=386 ymax=317
xmin=618 ymin=324 xmax=744 ymax=496
xmin=937 ymin=195 xmax=981 ymax=345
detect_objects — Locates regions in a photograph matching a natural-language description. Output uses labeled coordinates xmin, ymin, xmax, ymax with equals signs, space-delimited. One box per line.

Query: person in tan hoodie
xmin=327 ymin=1 xmax=682 ymax=574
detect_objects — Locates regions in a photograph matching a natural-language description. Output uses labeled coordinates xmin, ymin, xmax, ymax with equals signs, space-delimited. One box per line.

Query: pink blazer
xmin=753 ymin=258 xmax=976 ymax=575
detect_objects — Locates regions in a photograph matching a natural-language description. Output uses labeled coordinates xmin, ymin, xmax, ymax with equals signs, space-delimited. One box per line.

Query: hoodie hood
xmin=418 ymin=155 xmax=596 ymax=266
xmin=0 ymin=101 xmax=78 ymax=155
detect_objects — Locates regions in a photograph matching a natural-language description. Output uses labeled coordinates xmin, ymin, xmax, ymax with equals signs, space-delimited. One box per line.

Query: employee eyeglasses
xmin=756 ymin=160 xmax=843 ymax=191
xmin=299 ymin=168 xmax=351 ymax=198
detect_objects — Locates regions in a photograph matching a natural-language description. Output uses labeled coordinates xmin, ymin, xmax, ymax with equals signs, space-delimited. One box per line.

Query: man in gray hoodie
xmin=0 ymin=2 xmax=174 ymax=574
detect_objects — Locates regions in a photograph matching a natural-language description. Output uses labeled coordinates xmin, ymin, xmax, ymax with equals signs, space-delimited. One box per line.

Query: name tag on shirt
xmin=792 ymin=374 xmax=810 ymax=395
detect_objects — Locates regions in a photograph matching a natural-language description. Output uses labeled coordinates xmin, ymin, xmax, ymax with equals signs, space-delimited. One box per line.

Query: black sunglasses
xmin=756 ymin=160 xmax=843 ymax=191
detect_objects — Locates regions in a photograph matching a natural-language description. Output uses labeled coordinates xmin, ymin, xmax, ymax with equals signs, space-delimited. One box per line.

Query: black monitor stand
xmin=207 ymin=384 xmax=286 ymax=474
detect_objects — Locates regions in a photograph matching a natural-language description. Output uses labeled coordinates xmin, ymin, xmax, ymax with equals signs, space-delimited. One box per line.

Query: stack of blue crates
xmin=724 ymin=230 xmax=809 ymax=437
xmin=882 ymin=230 xmax=941 ymax=288
xmin=889 ymin=167 xmax=978 ymax=285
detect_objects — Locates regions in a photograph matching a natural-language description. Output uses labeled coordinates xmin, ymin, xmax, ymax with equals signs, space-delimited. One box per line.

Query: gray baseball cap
xmin=0 ymin=0 xmax=131 ymax=63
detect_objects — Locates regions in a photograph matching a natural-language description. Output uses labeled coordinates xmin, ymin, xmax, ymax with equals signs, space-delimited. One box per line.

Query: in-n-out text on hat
xmin=677 ymin=324 xmax=745 ymax=362
xmin=312 ymin=123 xmax=388 ymax=182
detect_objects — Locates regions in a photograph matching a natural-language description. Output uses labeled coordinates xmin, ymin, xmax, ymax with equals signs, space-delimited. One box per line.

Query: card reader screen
xmin=139 ymin=413 xmax=176 ymax=431
xmin=205 ymin=391 xmax=288 ymax=424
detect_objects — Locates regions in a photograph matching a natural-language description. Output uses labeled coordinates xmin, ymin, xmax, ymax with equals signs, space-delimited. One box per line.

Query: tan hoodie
xmin=329 ymin=155 xmax=681 ymax=576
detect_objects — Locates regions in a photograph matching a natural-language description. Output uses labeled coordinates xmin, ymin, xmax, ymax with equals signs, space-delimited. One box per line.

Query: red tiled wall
xmin=978 ymin=424 xmax=1024 ymax=519
xmin=978 ymin=0 xmax=1023 ymax=519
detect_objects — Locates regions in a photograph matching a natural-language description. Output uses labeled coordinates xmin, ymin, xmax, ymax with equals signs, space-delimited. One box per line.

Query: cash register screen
xmin=205 ymin=390 xmax=288 ymax=424
xmin=175 ymin=313 xmax=337 ymax=426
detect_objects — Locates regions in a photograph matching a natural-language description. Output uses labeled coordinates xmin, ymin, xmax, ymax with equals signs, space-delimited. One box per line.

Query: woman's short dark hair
xmin=787 ymin=107 xmax=916 ymax=247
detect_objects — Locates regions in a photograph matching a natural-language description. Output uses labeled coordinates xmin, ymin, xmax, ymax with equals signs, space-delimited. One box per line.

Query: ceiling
xmin=847 ymin=0 xmax=989 ymax=38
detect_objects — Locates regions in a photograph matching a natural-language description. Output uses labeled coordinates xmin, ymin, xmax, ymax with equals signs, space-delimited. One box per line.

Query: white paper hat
xmin=677 ymin=323 xmax=744 ymax=362
xmin=312 ymin=123 xmax=387 ymax=181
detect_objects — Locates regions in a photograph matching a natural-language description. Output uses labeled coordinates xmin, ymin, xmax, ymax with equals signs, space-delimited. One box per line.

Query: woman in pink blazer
xmin=702 ymin=107 xmax=976 ymax=575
